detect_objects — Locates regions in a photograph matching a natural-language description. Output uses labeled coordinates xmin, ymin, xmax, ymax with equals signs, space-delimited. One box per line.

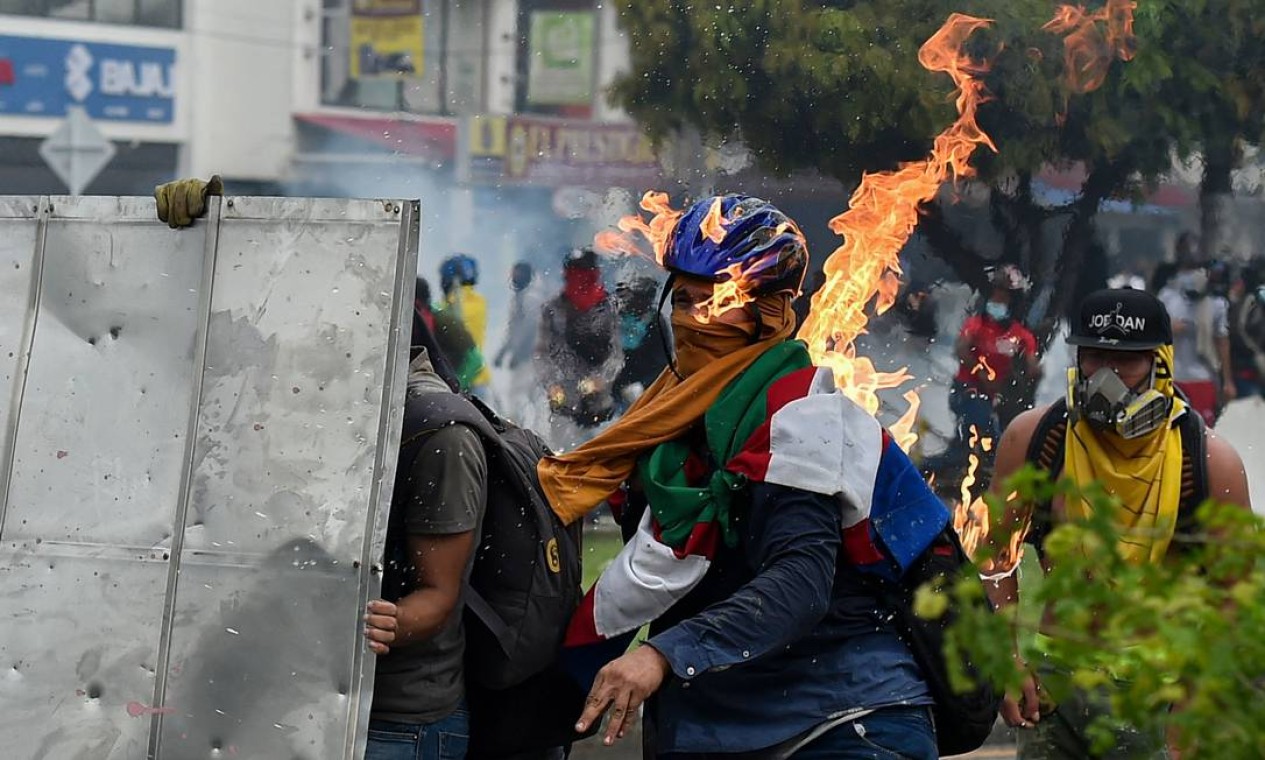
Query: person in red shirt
xmin=947 ymin=266 xmax=1041 ymax=461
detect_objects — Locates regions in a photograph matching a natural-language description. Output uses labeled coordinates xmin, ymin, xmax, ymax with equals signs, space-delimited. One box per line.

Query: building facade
xmin=0 ymin=0 xmax=186 ymax=194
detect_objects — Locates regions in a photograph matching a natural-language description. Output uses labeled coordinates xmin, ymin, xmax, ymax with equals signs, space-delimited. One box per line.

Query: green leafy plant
xmin=938 ymin=466 xmax=1265 ymax=757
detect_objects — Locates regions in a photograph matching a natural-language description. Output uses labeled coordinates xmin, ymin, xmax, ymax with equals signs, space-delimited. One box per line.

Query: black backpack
xmin=1023 ymin=398 xmax=1209 ymax=558
xmin=874 ymin=528 xmax=1002 ymax=757
xmin=383 ymin=387 xmax=587 ymax=758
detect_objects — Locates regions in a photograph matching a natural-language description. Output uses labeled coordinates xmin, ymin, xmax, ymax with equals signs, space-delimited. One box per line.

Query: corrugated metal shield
xmin=0 ymin=195 xmax=418 ymax=759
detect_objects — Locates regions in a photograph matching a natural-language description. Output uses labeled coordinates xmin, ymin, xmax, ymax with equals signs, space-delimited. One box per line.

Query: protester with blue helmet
xmin=663 ymin=193 xmax=808 ymax=296
xmin=440 ymin=254 xmax=479 ymax=295
xmin=439 ymin=253 xmax=491 ymax=395
xmin=540 ymin=194 xmax=945 ymax=759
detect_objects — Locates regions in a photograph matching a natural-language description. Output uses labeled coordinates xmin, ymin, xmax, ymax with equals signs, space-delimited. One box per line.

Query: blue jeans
xmin=366 ymin=707 xmax=469 ymax=760
xmin=793 ymin=706 xmax=938 ymax=760
xmin=949 ymin=381 xmax=998 ymax=445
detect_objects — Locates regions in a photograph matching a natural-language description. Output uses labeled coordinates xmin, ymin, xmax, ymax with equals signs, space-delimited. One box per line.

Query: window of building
xmin=320 ymin=0 xmax=484 ymax=117
xmin=515 ymin=0 xmax=596 ymax=118
xmin=0 ymin=0 xmax=181 ymax=29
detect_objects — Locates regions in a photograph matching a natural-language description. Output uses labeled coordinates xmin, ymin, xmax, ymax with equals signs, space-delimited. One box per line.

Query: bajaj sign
xmin=0 ymin=35 xmax=175 ymax=123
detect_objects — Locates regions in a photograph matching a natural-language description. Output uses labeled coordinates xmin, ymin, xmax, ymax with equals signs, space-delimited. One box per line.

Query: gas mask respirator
xmin=1068 ymin=366 xmax=1170 ymax=439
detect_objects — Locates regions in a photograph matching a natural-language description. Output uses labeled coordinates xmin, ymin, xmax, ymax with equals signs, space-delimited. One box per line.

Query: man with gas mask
xmin=981 ymin=288 xmax=1250 ymax=759
xmin=538 ymin=195 xmax=951 ymax=759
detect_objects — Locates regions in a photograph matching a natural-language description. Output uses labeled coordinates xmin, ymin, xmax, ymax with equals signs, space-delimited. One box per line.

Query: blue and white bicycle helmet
xmin=663 ymin=194 xmax=808 ymax=296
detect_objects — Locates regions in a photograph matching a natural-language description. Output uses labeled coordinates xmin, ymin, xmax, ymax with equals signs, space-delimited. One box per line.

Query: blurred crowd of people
xmin=919 ymin=231 xmax=1265 ymax=488
xmin=414 ymin=249 xmax=668 ymax=453
xmin=1145 ymin=233 xmax=1265 ymax=421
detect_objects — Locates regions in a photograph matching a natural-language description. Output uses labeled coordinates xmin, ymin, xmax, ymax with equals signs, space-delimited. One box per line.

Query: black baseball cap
xmin=1068 ymin=288 xmax=1172 ymax=350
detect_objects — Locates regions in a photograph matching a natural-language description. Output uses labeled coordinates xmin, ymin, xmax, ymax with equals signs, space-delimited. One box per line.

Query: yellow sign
xmin=469 ymin=115 xmax=508 ymax=157
xmin=463 ymin=115 xmax=663 ymax=187
xmin=349 ymin=0 xmax=424 ymax=79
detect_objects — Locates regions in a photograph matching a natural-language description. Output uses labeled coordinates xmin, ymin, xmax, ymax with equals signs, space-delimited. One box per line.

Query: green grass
xmin=581 ymin=527 xmax=625 ymax=589
xmin=579 ymin=527 xmax=647 ymax=647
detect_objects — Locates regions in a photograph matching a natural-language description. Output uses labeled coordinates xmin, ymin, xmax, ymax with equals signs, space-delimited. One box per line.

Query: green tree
xmin=938 ymin=469 xmax=1265 ymax=758
xmin=1141 ymin=0 xmax=1265 ymax=258
xmin=609 ymin=0 xmax=1265 ymax=338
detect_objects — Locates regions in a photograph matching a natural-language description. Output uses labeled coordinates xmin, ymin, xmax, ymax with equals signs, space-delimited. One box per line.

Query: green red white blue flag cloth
xmin=564 ymin=365 xmax=949 ymax=649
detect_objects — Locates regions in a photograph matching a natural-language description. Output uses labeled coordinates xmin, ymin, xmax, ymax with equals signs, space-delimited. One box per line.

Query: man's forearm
xmin=391 ymin=588 xmax=458 ymax=646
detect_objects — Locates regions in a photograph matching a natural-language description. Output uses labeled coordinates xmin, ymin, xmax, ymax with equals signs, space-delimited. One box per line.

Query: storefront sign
xmin=349 ymin=0 xmax=424 ymax=79
xmin=0 ymin=35 xmax=175 ymax=123
xmin=463 ymin=115 xmax=662 ymax=188
xmin=526 ymin=11 xmax=594 ymax=107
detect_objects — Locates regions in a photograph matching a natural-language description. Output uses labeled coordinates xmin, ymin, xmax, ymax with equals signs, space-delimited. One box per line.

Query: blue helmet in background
xmin=440 ymin=254 xmax=479 ymax=293
xmin=663 ymin=194 xmax=808 ymax=296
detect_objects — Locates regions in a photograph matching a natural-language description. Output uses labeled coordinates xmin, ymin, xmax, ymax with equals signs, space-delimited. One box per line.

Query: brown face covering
xmin=671 ymin=292 xmax=795 ymax=378
xmin=539 ymin=285 xmax=798 ymax=525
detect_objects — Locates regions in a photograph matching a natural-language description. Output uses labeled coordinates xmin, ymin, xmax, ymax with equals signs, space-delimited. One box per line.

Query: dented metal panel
xmin=0 ymin=196 xmax=418 ymax=759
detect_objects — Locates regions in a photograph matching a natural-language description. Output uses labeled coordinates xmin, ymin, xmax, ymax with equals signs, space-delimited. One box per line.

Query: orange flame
xmin=796 ymin=14 xmax=997 ymax=437
xmin=699 ymin=197 xmax=728 ymax=244
xmin=955 ymin=490 xmax=993 ymax=560
xmin=954 ymin=0 xmax=1134 ymax=563
xmin=1043 ymin=0 xmax=1137 ymax=94
xmin=889 ymin=390 xmax=922 ymax=452
xmin=692 ymin=262 xmax=758 ymax=323
xmin=972 ymin=355 xmax=997 ymax=382
xmin=592 ymin=8 xmax=1136 ymax=569
xmin=593 ymin=191 xmax=684 ymax=265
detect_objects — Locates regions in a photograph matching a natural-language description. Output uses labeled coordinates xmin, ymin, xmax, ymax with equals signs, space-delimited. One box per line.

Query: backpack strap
xmin=1018 ymin=394 xmax=1208 ymax=557
xmin=1022 ymin=400 xmax=1070 ymax=557
xmin=1174 ymin=406 xmax=1209 ymax=549
xmin=401 ymin=386 xmax=567 ymax=655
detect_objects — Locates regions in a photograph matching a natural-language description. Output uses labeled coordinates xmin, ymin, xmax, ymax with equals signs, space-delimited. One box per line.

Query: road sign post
xmin=38 ymin=106 xmax=116 ymax=195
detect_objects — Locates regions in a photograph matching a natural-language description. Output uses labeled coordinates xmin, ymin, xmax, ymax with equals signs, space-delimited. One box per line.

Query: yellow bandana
xmin=1063 ymin=344 xmax=1186 ymax=564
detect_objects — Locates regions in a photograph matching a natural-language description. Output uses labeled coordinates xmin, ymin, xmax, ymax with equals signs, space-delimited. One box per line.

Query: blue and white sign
xmin=0 ymin=35 xmax=176 ymax=123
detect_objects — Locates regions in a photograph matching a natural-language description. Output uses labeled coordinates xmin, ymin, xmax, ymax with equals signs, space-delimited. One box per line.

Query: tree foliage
xmin=610 ymin=0 xmax=1265 ymax=327
xmin=939 ymin=468 xmax=1265 ymax=758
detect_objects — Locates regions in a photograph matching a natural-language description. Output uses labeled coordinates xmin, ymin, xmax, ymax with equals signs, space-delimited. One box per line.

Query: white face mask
xmin=984 ymin=301 xmax=1010 ymax=322
xmin=1174 ymin=269 xmax=1208 ymax=297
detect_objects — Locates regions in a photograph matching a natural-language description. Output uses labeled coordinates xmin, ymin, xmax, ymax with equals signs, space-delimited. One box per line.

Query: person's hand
xmin=548 ymin=385 xmax=567 ymax=411
xmin=155 ymin=175 xmax=223 ymax=228
xmin=575 ymin=644 xmax=670 ymax=745
xmin=1223 ymin=378 xmax=1238 ymax=403
xmin=363 ymin=599 xmax=398 ymax=656
xmin=1000 ymin=657 xmax=1042 ymax=729
xmin=578 ymin=376 xmax=606 ymax=396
